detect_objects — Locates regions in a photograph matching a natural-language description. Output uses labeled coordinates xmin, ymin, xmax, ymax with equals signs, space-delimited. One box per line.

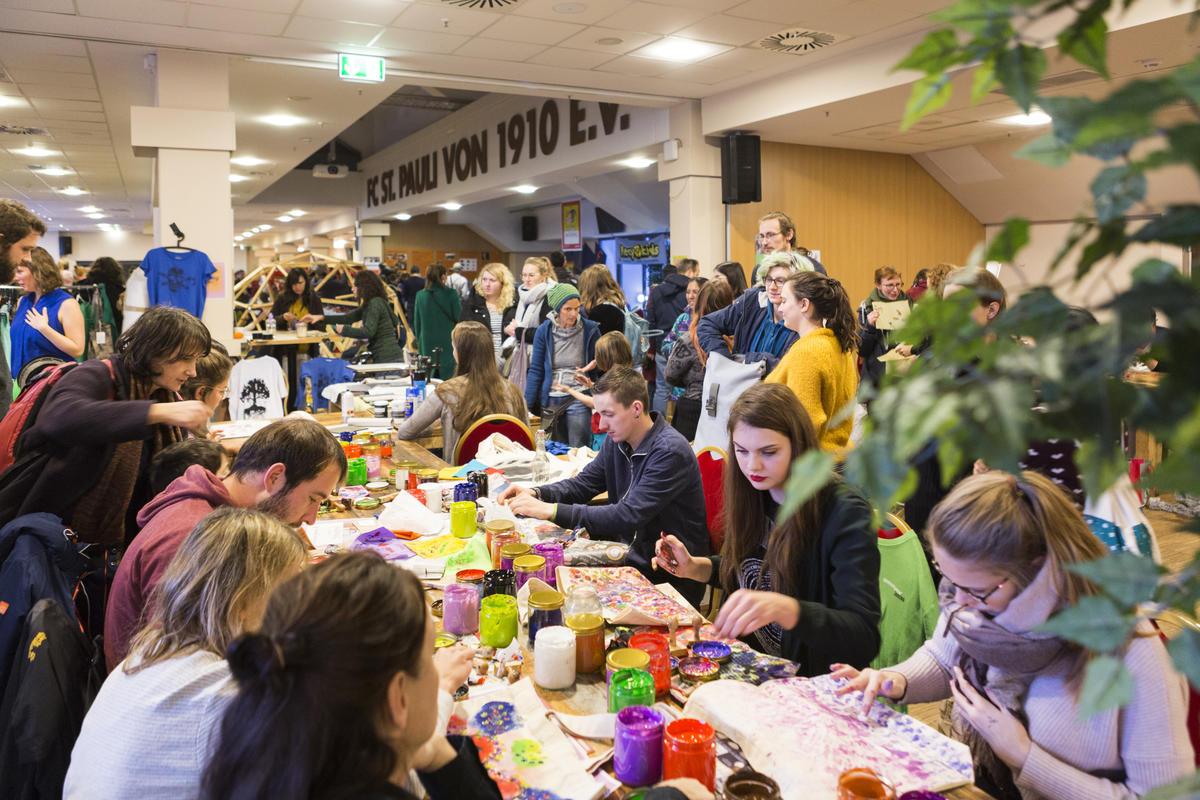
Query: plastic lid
xmin=565 ymin=612 xmax=605 ymax=634
xmin=528 ymin=589 xmax=563 ymax=610
xmin=513 ymin=554 xmax=546 ymax=572
xmin=606 ymin=647 xmax=650 ymax=672
xmin=500 ymin=543 xmax=531 ymax=558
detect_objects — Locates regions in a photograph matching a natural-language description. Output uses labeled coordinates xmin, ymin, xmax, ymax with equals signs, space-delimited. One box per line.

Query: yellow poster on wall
xmin=561 ymin=200 xmax=581 ymax=251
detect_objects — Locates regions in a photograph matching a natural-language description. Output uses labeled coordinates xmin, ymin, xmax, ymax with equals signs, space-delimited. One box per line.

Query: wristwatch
xmin=531 ymin=487 xmax=542 ymax=500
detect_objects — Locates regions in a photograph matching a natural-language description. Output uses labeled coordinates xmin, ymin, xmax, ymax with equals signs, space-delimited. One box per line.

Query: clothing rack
xmin=0 ymin=284 xmax=99 ymax=299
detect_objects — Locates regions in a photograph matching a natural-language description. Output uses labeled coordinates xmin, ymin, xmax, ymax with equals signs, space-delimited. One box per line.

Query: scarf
xmin=941 ymin=562 xmax=1070 ymax=799
xmin=515 ymin=280 xmax=552 ymax=330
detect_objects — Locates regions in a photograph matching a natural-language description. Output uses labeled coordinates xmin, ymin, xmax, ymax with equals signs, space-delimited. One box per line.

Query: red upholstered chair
xmin=1152 ymin=610 xmax=1200 ymax=766
xmin=453 ymin=414 xmax=535 ymax=466
xmin=696 ymin=446 xmax=726 ymax=555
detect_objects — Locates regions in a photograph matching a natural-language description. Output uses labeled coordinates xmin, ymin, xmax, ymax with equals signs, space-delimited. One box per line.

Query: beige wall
xmin=729 ymin=141 xmax=984 ymax=305
xmin=382 ymin=213 xmax=508 ymax=274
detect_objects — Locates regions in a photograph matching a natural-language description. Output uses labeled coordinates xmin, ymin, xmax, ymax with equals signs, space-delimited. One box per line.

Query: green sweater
xmin=325 ymin=296 xmax=404 ymax=363
xmin=872 ymin=527 xmax=939 ymax=671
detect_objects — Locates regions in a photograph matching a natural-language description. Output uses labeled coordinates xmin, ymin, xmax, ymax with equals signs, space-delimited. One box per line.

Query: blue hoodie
xmin=695 ymin=285 xmax=798 ymax=369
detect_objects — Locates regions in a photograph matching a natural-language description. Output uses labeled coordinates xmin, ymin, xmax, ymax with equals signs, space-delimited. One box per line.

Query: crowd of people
xmin=0 ymin=196 xmax=1192 ymax=800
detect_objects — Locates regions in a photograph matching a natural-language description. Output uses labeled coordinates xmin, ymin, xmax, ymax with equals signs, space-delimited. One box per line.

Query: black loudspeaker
xmin=595 ymin=206 xmax=626 ymax=235
xmin=59 ymin=234 xmax=73 ymax=256
xmin=720 ymin=133 xmax=761 ymax=205
xmin=520 ymin=215 xmax=538 ymax=241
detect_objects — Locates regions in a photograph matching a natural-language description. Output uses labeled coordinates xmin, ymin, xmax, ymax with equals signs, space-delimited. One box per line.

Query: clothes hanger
xmin=162 ymin=222 xmax=196 ymax=253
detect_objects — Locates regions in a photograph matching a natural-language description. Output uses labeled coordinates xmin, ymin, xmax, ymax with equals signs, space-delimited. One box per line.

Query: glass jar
xmin=346 ymin=457 xmax=367 ymax=487
xmin=608 ymin=667 xmax=655 ymax=713
xmin=363 ymin=442 xmax=382 ymax=479
xmin=479 ymin=594 xmax=518 ymax=648
xmin=629 ymin=632 xmax=671 ymax=699
xmin=531 ymin=540 xmax=564 ymax=588
xmin=393 ymin=461 xmax=419 ymax=491
xmin=606 ymin=647 xmax=650 ymax=684
xmin=836 ymin=768 xmax=896 ymax=800
xmin=564 ymin=585 xmax=602 ymax=619
xmin=485 ymin=521 xmax=516 ymax=566
xmin=662 ymin=718 xmax=716 ymax=790
xmin=527 ymin=589 xmax=564 ymax=649
xmin=482 ymin=569 xmax=517 ymax=599
xmin=499 ymin=542 xmax=530 ymax=571
xmin=453 ymin=482 xmax=478 ymax=503
xmin=532 ymin=625 xmax=575 ymax=690
xmin=450 ymin=501 xmax=477 ymax=539
xmin=565 ymin=612 xmax=605 ymax=675
xmin=442 ymin=583 xmax=479 ymax=636
xmin=724 ymin=769 xmax=782 ymax=800
xmin=379 ymin=437 xmax=393 ymax=458
xmin=614 ymin=705 xmax=664 ymax=787
xmin=513 ymin=554 xmax=546 ymax=592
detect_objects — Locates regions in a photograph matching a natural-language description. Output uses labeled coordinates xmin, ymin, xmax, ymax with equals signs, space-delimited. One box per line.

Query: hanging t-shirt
xmin=229 ymin=357 xmax=287 ymax=420
xmin=140 ymin=248 xmax=216 ymax=319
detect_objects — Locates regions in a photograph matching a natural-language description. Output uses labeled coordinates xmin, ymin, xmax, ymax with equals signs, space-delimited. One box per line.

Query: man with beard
xmin=0 ymin=199 xmax=47 ymax=416
xmin=103 ymin=417 xmax=345 ymax=670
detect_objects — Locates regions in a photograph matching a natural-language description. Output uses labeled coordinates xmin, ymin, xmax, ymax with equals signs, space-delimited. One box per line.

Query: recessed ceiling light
xmin=998 ymin=109 xmax=1051 ymax=126
xmin=394 ymin=212 xmax=412 ymax=220
xmin=619 ymin=156 xmax=656 ymax=169
xmin=251 ymin=226 xmax=263 ymax=233
xmin=596 ymin=36 xmax=623 ymax=46
xmin=260 ymin=113 xmax=306 ymax=127
xmin=241 ymin=230 xmax=253 ymax=237
xmin=78 ymin=205 xmax=100 ymax=213
xmin=57 ymin=186 xmax=87 ymax=196
xmin=231 ymin=155 xmax=268 ymax=167
xmin=552 ymin=2 xmax=587 ymax=12
xmin=229 ymin=174 xmax=250 ymax=182
xmin=35 ymin=166 xmax=72 ymax=176
xmin=289 ymin=209 xmax=307 ymax=216
xmin=277 ymin=215 xmax=293 ymax=222
xmin=511 ymin=185 xmax=538 ymax=194
xmin=234 ymin=235 xmax=244 ymax=241
xmin=634 ymin=36 xmax=729 ymax=63
xmin=259 ymin=223 xmax=272 ymax=230
xmin=440 ymin=202 xmax=462 ymax=211
xmin=332 ymin=238 xmax=348 ymax=249
xmin=13 ymin=145 xmax=57 ymax=158
xmin=85 ymin=213 xmax=106 ymax=219
xmin=0 ymin=95 xmax=25 ymax=108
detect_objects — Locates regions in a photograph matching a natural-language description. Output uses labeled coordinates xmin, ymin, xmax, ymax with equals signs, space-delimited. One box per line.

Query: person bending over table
xmin=501 ymin=366 xmax=709 ymax=607
xmin=832 ymin=472 xmax=1193 ymax=800
xmin=652 ymin=383 xmax=880 ymax=674
xmin=313 ymin=269 xmax=406 ymax=364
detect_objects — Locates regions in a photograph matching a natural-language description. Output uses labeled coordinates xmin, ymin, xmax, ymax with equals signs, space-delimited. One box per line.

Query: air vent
xmin=991 ymin=68 xmax=1100 ymax=95
xmin=441 ymin=0 xmax=522 ymax=8
xmin=757 ymin=29 xmax=839 ymax=55
xmin=0 ymin=124 xmax=50 ymax=136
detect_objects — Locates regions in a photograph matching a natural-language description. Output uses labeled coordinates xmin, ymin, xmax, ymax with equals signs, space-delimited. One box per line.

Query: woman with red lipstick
xmin=653 ymin=383 xmax=880 ymax=674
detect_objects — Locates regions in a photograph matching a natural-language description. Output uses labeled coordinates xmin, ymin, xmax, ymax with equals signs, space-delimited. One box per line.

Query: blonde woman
xmin=578 ymin=264 xmax=627 ymax=335
xmin=64 ymin=508 xmax=307 ymax=799
xmin=504 ymin=256 xmax=555 ymax=391
xmin=460 ymin=262 xmax=517 ymax=365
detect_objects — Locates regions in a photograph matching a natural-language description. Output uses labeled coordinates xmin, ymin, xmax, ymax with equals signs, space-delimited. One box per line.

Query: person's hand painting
xmin=505 ymin=491 xmax=555 ymax=521
xmin=829 ymin=664 xmax=907 ymax=718
xmin=950 ymin=666 xmax=1032 ymax=769
xmin=433 ymin=644 xmax=475 ymax=694
xmin=652 ymin=534 xmax=710 ymax=582
xmin=24 ymin=306 xmax=52 ymax=334
xmin=711 ymin=589 xmax=799 ymax=640
xmin=496 ymin=485 xmax=532 ymax=505
xmin=147 ymin=400 xmax=212 ymax=431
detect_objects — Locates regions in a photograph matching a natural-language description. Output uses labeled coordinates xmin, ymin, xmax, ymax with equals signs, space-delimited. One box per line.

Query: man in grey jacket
xmin=500 ymin=366 xmax=709 ymax=605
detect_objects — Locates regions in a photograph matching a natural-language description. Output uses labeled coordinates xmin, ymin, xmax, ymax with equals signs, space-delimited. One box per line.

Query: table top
xmin=238 ymin=331 xmax=328 ymax=347
xmin=348 ymin=361 xmax=412 ymax=373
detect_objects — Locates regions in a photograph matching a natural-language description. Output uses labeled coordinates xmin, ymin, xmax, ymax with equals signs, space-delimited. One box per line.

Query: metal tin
xmin=353 ymin=496 xmax=381 ymax=511
xmin=677 ymin=656 xmax=720 ymax=683
xmin=690 ymin=640 xmax=732 ymax=664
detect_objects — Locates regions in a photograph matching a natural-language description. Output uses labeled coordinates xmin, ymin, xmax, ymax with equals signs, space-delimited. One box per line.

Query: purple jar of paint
xmin=614 ymin=705 xmax=663 ymax=787
xmin=442 ymin=583 xmax=479 ymax=636
xmin=532 ymin=540 xmax=564 ymax=588
xmin=453 ymin=482 xmax=478 ymax=503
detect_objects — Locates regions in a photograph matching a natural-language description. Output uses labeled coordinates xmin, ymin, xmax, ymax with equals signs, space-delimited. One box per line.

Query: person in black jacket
xmin=646 ymin=259 xmax=697 ymax=413
xmin=77 ymin=255 xmax=126 ymax=334
xmin=458 ymin=262 xmax=516 ymax=365
xmin=400 ymin=264 xmax=425 ymax=321
xmin=653 ymin=382 xmax=880 ymax=674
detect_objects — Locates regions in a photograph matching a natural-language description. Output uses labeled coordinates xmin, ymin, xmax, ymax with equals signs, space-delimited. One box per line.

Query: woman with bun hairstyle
xmin=832 ymin=472 xmax=1193 ymax=800
xmin=64 ymin=508 xmax=307 ymax=799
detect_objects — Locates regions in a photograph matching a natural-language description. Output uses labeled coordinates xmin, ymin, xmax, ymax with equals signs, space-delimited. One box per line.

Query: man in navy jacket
xmin=500 ymin=367 xmax=709 ymax=605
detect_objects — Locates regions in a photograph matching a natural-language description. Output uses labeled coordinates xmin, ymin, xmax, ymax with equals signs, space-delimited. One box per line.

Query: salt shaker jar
xmin=533 ymin=626 xmax=576 ymax=689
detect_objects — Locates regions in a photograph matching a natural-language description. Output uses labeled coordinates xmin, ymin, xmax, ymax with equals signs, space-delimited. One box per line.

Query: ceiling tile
xmin=596 ymin=1 xmax=710 ymax=35
xmin=294 ymin=0 xmax=407 ymax=26
xmin=188 ymin=4 xmax=290 ymax=35
xmin=188 ymin=0 xmax=302 ymax=11
xmin=373 ymin=28 xmax=471 ymax=54
xmin=4 ymin=70 xmax=97 ymax=89
xmin=698 ymin=46 xmax=794 ymax=72
xmin=32 ymin=110 xmax=107 ymax=123
xmin=510 ymin=0 xmax=633 ymax=26
xmin=524 ymin=48 xmax=616 ymax=70
xmin=660 ymin=63 xmax=746 ymax=85
xmin=0 ymin=34 xmax=87 ymax=56
xmin=75 ymin=0 xmax=189 ymax=26
xmin=671 ymin=14 xmax=784 ymax=46
xmin=726 ymin=0 xmax=797 ymax=23
xmin=7 ymin=55 xmax=93 ymax=74
xmin=20 ymin=85 xmax=102 ymax=102
xmin=477 ymin=15 xmax=584 ymax=45
xmin=454 ymin=38 xmax=546 ymax=62
xmin=390 ymin=2 xmax=501 ymax=35
xmin=592 ymin=54 xmax=675 ymax=77
xmin=0 ymin=0 xmax=75 ymax=11
xmin=648 ymin=0 xmax=740 ymax=10
xmin=31 ymin=98 xmax=103 ymax=114
xmin=283 ymin=16 xmax=384 ymax=46
xmin=555 ymin=26 xmax=660 ymax=54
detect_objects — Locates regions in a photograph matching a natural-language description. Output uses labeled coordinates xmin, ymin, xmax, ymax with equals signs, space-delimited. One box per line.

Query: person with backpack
xmin=312 ymin=269 xmax=405 ymax=365
xmin=646 ymin=259 xmax=697 ymax=415
xmin=412 ymin=263 xmax=461 ymax=379
xmin=578 ymin=265 xmax=627 ymax=336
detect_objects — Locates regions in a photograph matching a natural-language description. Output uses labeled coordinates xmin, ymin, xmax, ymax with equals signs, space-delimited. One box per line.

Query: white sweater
xmin=894 ymin=617 xmax=1194 ymax=800
xmin=64 ymin=650 xmax=235 ymax=800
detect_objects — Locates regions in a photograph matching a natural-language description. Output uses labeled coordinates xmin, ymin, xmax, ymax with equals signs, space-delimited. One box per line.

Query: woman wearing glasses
xmin=832 ymin=472 xmax=1193 ymax=800
xmin=181 ymin=341 xmax=232 ymax=438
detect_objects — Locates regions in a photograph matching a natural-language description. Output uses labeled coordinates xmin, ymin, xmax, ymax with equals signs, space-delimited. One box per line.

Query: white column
xmin=357 ymin=221 xmax=390 ymax=265
xmin=659 ymin=100 xmax=726 ymax=274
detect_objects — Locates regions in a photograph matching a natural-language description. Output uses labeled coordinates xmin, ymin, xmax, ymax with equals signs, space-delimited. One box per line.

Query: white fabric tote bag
xmin=692 ymin=353 xmax=766 ymax=452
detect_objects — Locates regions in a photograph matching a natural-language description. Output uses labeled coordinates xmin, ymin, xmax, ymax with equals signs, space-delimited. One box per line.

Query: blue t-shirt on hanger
xmin=140 ymin=248 xmax=216 ymax=319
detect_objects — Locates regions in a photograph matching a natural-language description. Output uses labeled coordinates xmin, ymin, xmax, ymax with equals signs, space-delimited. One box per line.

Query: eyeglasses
xmin=754 ymin=231 xmax=783 ymax=244
xmin=880 ymin=282 xmax=903 ymax=290
xmin=214 ymin=386 xmax=231 ymax=399
xmin=764 ymin=276 xmax=788 ymax=287
xmin=934 ymin=562 xmax=1007 ymax=604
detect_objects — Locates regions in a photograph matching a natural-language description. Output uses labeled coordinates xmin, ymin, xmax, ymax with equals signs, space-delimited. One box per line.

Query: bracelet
xmin=531 ymin=487 xmax=542 ymax=501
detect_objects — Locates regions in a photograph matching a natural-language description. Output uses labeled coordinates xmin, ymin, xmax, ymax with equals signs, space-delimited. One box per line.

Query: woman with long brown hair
xmin=653 ymin=382 xmax=880 ymax=674
xmin=578 ymin=264 xmax=627 ymax=335
xmin=316 ymin=269 xmax=405 ymax=363
xmin=9 ymin=246 xmax=86 ymax=380
xmin=664 ymin=279 xmax=734 ymax=441
xmin=393 ymin=321 xmax=527 ymax=460
xmin=832 ymin=472 xmax=1193 ymax=800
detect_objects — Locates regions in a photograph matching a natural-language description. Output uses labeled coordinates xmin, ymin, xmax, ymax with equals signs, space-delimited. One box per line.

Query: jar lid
xmin=353 ymin=497 xmax=381 ymax=510
xmin=434 ymin=632 xmax=457 ymax=648
xmin=394 ymin=461 xmax=419 ymax=469
xmin=677 ymin=656 xmax=720 ymax=682
xmin=365 ymin=481 xmax=389 ymax=493
xmin=534 ymin=625 xmax=574 ymax=646
xmin=485 ymin=519 xmax=515 ymax=533
xmin=513 ymin=554 xmax=546 ymax=573
xmin=456 ymin=569 xmax=485 ymax=584
xmin=415 ymin=468 xmax=439 ymax=479
xmin=500 ymin=543 xmax=531 ymax=558
xmin=565 ymin=612 xmax=605 ymax=634
xmin=606 ymin=647 xmax=650 ymax=672
xmin=528 ymin=589 xmax=563 ymax=610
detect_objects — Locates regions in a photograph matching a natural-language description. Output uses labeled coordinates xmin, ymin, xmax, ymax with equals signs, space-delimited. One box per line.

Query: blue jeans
xmin=652 ymin=352 xmax=670 ymax=415
xmin=551 ymin=399 xmax=591 ymax=448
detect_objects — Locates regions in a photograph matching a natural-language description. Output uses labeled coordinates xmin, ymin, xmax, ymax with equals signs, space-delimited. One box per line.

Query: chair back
xmin=696 ymin=446 xmax=726 ymax=554
xmin=454 ymin=414 xmax=534 ymax=465
xmin=1153 ymin=610 xmax=1200 ymax=767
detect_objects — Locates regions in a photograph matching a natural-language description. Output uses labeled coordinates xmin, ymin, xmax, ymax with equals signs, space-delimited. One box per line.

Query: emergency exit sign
xmin=338 ymin=53 xmax=385 ymax=83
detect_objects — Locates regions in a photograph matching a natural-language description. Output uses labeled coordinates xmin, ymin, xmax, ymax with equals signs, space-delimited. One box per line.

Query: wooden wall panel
xmin=729 ymin=142 xmax=984 ymax=307
xmin=382 ymin=212 xmax=508 ymax=278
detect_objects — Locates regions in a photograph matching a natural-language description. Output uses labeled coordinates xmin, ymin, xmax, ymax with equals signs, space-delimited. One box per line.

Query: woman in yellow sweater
xmin=766 ymin=271 xmax=859 ymax=454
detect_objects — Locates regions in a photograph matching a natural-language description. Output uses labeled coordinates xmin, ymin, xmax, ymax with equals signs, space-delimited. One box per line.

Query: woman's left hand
xmin=25 ymin=307 xmax=51 ymax=333
xmin=711 ymin=589 xmax=800 ymax=639
xmin=950 ymin=666 xmax=1032 ymax=769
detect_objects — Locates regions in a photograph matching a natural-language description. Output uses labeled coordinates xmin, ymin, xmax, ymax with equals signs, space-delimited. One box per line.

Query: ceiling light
xmin=251 ymin=226 xmax=263 ymax=233
xmin=57 ymin=186 xmax=87 ymax=196
xmin=511 ymin=185 xmax=538 ymax=194
xmin=394 ymin=212 xmax=412 ymax=221
xmin=289 ymin=209 xmax=307 ymax=216
xmin=260 ymin=113 xmax=306 ymax=127
xmin=619 ymin=156 xmax=656 ymax=169
xmin=229 ymin=174 xmax=249 ymax=182
xmin=277 ymin=215 xmax=293 ymax=222
xmin=333 ymin=238 xmax=348 ymax=249
xmin=440 ymin=202 xmax=462 ymax=211
xmin=78 ymin=205 xmax=100 ymax=213
xmin=35 ymin=166 xmax=72 ymax=176
xmin=259 ymin=224 xmax=272 ymax=230
xmin=998 ymin=109 xmax=1051 ymax=126
xmin=234 ymin=235 xmax=244 ymax=241
xmin=14 ymin=145 xmax=57 ymax=158
xmin=241 ymin=230 xmax=253 ymax=237
xmin=634 ymin=36 xmax=729 ymax=63
xmin=230 ymin=155 xmax=268 ymax=167
xmin=86 ymin=213 xmax=106 ymax=219
xmin=0 ymin=95 xmax=25 ymax=108
xmin=596 ymin=37 xmax=623 ymax=46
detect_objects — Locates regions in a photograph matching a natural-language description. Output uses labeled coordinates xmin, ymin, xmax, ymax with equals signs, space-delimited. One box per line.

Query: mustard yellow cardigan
xmin=765 ymin=327 xmax=859 ymax=455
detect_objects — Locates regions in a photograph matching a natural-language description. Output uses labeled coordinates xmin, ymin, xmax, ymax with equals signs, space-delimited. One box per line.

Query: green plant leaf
xmin=931 ymin=0 xmax=1018 ymax=37
xmin=1077 ymin=219 xmax=1128 ymax=278
xmin=994 ymin=44 xmax=1046 ymax=113
xmin=1056 ymin=7 xmax=1110 ymax=79
xmin=777 ymin=448 xmax=835 ymax=524
xmin=1166 ymin=627 xmax=1200 ymax=692
xmin=1078 ymin=655 xmax=1133 ymax=718
xmin=1144 ymin=771 xmax=1200 ymax=800
xmin=1066 ymin=552 xmax=1165 ymax=607
xmin=1091 ymin=165 xmax=1148 ymax=224
xmin=902 ymin=73 xmax=954 ymax=130
xmin=970 ymin=59 xmax=1000 ymax=103
xmin=1174 ymin=54 xmax=1200 ymax=104
xmin=895 ymin=28 xmax=963 ymax=74
xmin=1014 ymin=132 xmax=1072 ymax=168
xmin=1131 ymin=205 xmax=1200 ymax=247
xmin=1166 ymin=123 xmax=1200 ymax=173
xmin=985 ymin=217 xmax=1030 ymax=263
xmin=1037 ymin=595 xmax=1137 ymax=651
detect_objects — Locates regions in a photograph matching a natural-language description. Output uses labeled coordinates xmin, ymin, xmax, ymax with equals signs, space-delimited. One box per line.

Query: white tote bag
xmin=692 ymin=353 xmax=766 ymax=452
xmin=1083 ymin=474 xmax=1162 ymax=562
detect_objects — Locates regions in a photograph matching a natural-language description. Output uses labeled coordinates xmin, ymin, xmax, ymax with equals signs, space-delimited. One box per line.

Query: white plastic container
xmin=533 ymin=625 xmax=576 ymax=690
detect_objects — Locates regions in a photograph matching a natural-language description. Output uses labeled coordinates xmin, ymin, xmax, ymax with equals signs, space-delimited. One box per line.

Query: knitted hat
xmin=547 ymin=282 xmax=581 ymax=312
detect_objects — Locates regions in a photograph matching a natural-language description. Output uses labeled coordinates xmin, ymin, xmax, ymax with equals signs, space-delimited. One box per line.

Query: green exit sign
xmin=338 ymin=53 xmax=385 ymax=83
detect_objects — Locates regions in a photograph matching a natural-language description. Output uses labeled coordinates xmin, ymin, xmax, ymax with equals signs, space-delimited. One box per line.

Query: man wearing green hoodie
xmin=857 ymin=266 xmax=914 ymax=389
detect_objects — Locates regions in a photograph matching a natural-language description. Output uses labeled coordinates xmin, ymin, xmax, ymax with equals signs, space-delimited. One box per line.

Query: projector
xmin=313 ymin=163 xmax=349 ymax=179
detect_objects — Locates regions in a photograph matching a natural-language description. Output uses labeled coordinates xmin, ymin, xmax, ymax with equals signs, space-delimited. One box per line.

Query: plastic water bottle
xmin=532 ymin=429 xmax=549 ymax=484
xmin=265 ymin=313 xmax=277 ymax=334
xmin=340 ymin=391 xmax=354 ymax=426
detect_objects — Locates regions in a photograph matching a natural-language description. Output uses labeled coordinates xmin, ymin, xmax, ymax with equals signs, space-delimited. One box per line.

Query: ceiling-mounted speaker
xmin=521 ymin=215 xmax=538 ymax=241
xmin=720 ymin=133 xmax=761 ymax=205
xmin=59 ymin=234 xmax=73 ymax=256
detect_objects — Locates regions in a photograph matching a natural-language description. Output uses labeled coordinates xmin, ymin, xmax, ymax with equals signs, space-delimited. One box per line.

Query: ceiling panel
xmin=189 ymin=0 xmax=302 ymax=11
xmin=283 ymin=16 xmax=384 ymax=46
xmin=21 ymin=85 xmax=103 ymax=102
xmin=3 ymin=70 xmax=96 ymax=89
xmin=477 ymin=15 xmax=585 ymax=45
xmin=4 ymin=55 xmax=93 ymax=74
xmin=0 ymin=33 xmax=88 ymax=55
xmin=0 ymin=0 xmax=76 ymax=12
xmin=524 ymin=48 xmax=617 ymax=70
xmin=187 ymin=5 xmax=290 ymax=36
xmin=294 ymin=0 xmax=407 ymax=26
xmin=649 ymin=0 xmax=741 ymax=10
xmin=556 ymin=26 xmax=660 ymax=54
xmin=30 ymin=99 xmax=104 ymax=114
xmin=373 ymin=27 xmax=471 ymax=54
xmin=592 ymin=54 xmax=676 ymax=77
xmin=671 ymin=14 xmax=785 ymax=46
xmin=33 ymin=110 xmax=108 ymax=123
xmin=509 ymin=0 xmax=633 ymax=26
xmin=75 ymin=0 xmax=189 ymax=26
xmin=455 ymin=38 xmax=547 ymax=62
xmin=391 ymin=2 xmax=502 ymax=35
xmin=597 ymin=1 xmax=710 ymax=35
xmin=697 ymin=46 xmax=789 ymax=73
